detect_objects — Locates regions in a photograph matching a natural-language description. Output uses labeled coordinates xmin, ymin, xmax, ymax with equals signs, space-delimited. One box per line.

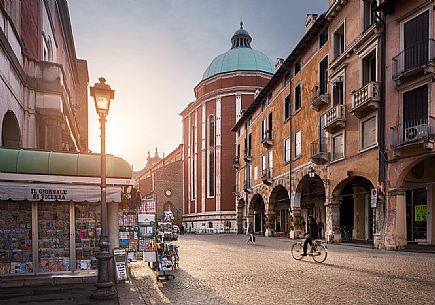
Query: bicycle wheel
xmin=312 ymin=244 xmax=328 ymax=263
xmin=291 ymin=242 xmax=304 ymax=260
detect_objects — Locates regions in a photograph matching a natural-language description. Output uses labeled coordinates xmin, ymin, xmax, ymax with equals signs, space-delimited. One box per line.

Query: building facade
xmin=233 ymin=14 xmax=330 ymax=237
xmin=379 ymin=0 xmax=435 ymax=249
xmin=135 ymin=146 xmax=184 ymax=227
xmin=0 ymin=0 xmax=88 ymax=153
xmin=180 ymin=23 xmax=274 ymax=233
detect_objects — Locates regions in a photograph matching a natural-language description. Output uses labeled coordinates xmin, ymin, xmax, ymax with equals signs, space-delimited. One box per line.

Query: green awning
xmin=0 ymin=148 xmax=132 ymax=179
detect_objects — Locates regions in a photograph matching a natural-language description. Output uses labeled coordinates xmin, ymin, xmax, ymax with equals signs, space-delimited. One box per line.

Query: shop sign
xmin=142 ymin=199 xmax=156 ymax=213
xmin=30 ymin=188 xmax=69 ymax=201
xmin=138 ymin=213 xmax=155 ymax=224
xmin=415 ymin=205 xmax=427 ymax=222
xmin=370 ymin=189 xmax=377 ymax=208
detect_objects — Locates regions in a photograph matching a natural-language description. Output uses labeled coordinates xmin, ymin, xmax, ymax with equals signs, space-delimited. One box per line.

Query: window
xmin=332 ymin=76 xmax=344 ymax=106
xmin=261 ymin=155 xmax=267 ymax=174
xmin=268 ymin=150 xmax=273 ymax=175
xmin=268 ymin=112 xmax=273 ymax=139
xmin=284 ymin=95 xmax=291 ymax=121
xmin=261 ymin=118 xmax=267 ymax=141
xmin=295 ymin=62 xmax=301 ymax=74
xmin=332 ymin=133 xmax=344 ymax=160
xmin=333 ymin=23 xmax=345 ymax=59
xmin=361 ymin=116 xmax=377 ymax=149
xmin=284 ymin=137 xmax=291 ymax=163
xmin=284 ymin=72 xmax=290 ymax=86
xmin=294 ymin=130 xmax=301 ymax=158
xmin=295 ymin=83 xmax=301 ymax=111
xmin=362 ymin=51 xmax=376 ymax=85
xmin=236 ymin=144 xmax=240 ymax=157
xmin=208 ymin=115 xmax=215 ymax=197
xmin=208 ymin=222 xmax=213 ymax=228
xmin=320 ymin=29 xmax=328 ymax=48
xmin=267 ymin=92 xmax=273 ymax=104
xmin=319 ymin=56 xmax=328 ymax=95
xmin=364 ymin=0 xmax=378 ymax=30
xmin=403 ymin=84 xmax=428 ymax=124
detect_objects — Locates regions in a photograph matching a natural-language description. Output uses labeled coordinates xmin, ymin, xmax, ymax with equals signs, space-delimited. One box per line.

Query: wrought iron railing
xmin=352 ymin=81 xmax=380 ymax=109
xmin=391 ymin=116 xmax=435 ymax=147
xmin=243 ymin=149 xmax=252 ymax=161
xmin=311 ymin=137 xmax=328 ymax=157
xmin=392 ymin=39 xmax=435 ymax=78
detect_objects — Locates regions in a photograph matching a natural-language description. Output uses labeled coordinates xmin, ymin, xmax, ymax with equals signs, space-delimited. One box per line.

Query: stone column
xmin=384 ymin=188 xmax=406 ymax=250
xmin=326 ymin=200 xmax=341 ymax=242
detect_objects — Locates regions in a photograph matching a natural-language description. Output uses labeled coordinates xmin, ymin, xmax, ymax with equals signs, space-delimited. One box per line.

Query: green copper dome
xmin=202 ymin=22 xmax=275 ymax=81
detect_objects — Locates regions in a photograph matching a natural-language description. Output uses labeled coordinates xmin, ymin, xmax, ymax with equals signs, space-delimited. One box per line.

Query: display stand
xmin=155 ymin=229 xmax=179 ymax=281
xmin=113 ymin=248 xmax=128 ymax=283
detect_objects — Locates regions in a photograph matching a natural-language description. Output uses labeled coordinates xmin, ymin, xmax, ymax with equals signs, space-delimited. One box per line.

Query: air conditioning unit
xmin=405 ymin=124 xmax=428 ymax=142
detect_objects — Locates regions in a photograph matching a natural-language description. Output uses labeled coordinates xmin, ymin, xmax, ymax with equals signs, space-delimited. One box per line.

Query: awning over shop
xmin=0 ymin=182 xmax=122 ymax=203
xmin=0 ymin=148 xmax=132 ymax=179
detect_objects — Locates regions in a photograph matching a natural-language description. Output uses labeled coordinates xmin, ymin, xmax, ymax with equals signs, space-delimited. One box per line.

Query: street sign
xmin=370 ymin=189 xmax=377 ymax=208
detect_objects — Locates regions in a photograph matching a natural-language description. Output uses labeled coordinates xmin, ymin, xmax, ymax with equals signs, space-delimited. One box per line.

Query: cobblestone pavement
xmin=129 ymin=234 xmax=435 ymax=305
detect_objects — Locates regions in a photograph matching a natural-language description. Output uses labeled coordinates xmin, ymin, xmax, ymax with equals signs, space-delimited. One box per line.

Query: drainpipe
xmin=375 ymin=10 xmax=387 ymax=249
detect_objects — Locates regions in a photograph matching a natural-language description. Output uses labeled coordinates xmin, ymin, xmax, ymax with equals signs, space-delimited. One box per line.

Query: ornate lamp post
xmin=90 ymin=77 xmax=115 ymax=298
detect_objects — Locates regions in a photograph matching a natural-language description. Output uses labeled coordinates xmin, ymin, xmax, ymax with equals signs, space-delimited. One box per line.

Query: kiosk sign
xmin=415 ymin=205 xmax=427 ymax=222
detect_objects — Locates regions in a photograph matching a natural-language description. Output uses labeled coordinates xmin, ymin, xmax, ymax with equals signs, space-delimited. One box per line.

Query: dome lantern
xmin=230 ymin=21 xmax=252 ymax=49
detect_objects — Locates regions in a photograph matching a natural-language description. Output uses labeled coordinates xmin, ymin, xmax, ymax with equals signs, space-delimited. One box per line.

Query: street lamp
xmin=90 ymin=77 xmax=115 ymax=298
xmin=308 ymin=166 xmax=316 ymax=178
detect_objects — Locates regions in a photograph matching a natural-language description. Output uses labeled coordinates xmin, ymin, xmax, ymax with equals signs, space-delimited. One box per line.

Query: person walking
xmin=247 ymin=223 xmax=255 ymax=244
xmin=317 ymin=219 xmax=324 ymax=240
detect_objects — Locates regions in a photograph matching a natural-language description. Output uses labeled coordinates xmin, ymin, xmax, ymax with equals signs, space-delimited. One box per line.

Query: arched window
xmin=208 ymin=115 xmax=215 ymax=196
xmin=1 ymin=111 xmax=21 ymax=147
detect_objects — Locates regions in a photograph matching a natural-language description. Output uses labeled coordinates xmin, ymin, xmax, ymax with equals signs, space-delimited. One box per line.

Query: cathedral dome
xmin=201 ymin=22 xmax=274 ymax=81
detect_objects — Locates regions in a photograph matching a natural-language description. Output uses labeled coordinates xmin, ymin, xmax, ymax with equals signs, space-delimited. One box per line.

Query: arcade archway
xmin=251 ymin=194 xmax=265 ymax=235
xmin=269 ymin=185 xmax=290 ymax=234
xmin=1 ymin=111 xmax=21 ymax=147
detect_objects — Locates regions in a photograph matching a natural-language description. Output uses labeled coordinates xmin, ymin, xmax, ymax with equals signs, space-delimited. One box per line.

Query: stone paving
xmin=129 ymin=234 xmax=435 ymax=305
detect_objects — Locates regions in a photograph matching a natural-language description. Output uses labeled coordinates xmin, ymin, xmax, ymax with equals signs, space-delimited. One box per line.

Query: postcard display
xmin=38 ymin=202 xmax=70 ymax=272
xmin=138 ymin=213 xmax=157 ymax=262
xmin=118 ymin=208 xmax=138 ymax=253
xmin=75 ymin=203 xmax=101 ymax=271
xmin=0 ymin=202 xmax=33 ymax=274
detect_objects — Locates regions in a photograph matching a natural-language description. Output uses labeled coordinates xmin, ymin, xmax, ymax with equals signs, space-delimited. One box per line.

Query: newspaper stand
xmin=155 ymin=229 xmax=179 ymax=281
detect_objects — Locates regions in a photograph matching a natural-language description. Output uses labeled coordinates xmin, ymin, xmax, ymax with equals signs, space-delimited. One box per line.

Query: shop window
xmin=361 ymin=116 xmax=377 ymax=149
xmin=0 ymin=202 xmax=33 ymax=274
xmin=295 ymin=83 xmax=301 ymax=112
xmin=38 ymin=202 xmax=70 ymax=272
xmin=332 ymin=133 xmax=344 ymax=161
xmin=75 ymin=203 xmax=101 ymax=271
xmin=333 ymin=23 xmax=345 ymax=59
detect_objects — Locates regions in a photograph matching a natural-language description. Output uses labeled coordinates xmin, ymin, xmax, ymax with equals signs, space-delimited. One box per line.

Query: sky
xmin=68 ymin=0 xmax=327 ymax=171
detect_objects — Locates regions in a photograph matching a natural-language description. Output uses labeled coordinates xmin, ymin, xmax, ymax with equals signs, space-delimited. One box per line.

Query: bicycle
xmin=340 ymin=226 xmax=352 ymax=242
xmin=291 ymin=238 xmax=328 ymax=263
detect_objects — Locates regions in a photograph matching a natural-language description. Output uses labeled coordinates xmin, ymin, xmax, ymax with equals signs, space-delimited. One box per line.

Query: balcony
xmin=243 ymin=180 xmax=252 ymax=193
xmin=261 ymin=168 xmax=273 ymax=185
xmin=243 ymin=149 xmax=252 ymax=163
xmin=392 ymin=39 xmax=435 ymax=86
xmin=233 ymin=156 xmax=240 ymax=169
xmin=310 ymin=85 xmax=329 ymax=112
xmin=324 ymin=104 xmax=346 ymax=133
xmin=350 ymin=82 xmax=380 ymax=119
xmin=310 ymin=138 xmax=329 ymax=164
xmin=391 ymin=117 xmax=435 ymax=155
xmin=261 ymin=130 xmax=273 ymax=146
